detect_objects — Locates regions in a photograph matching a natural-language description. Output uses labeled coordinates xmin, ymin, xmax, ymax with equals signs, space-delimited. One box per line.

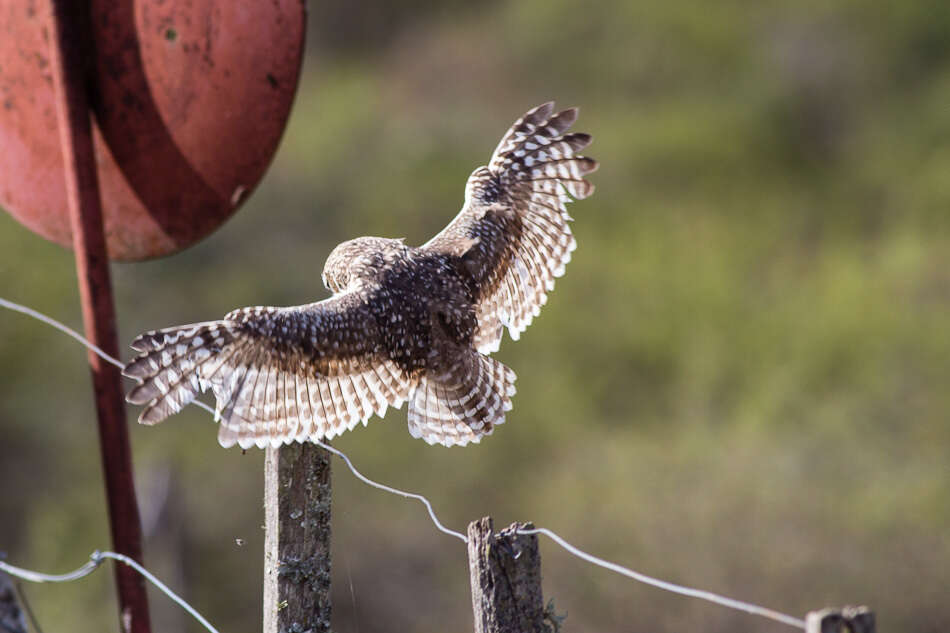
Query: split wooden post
xmin=467 ymin=517 xmax=546 ymax=633
xmin=263 ymin=443 xmax=332 ymax=633
xmin=806 ymin=606 xmax=875 ymax=633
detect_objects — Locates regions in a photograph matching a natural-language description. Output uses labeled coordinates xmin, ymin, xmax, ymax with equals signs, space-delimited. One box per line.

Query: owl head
xmin=322 ymin=236 xmax=407 ymax=293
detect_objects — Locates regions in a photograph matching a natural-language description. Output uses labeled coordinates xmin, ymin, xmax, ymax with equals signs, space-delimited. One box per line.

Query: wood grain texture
xmin=806 ymin=607 xmax=875 ymax=633
xmin=0 ymin=572 xmax=28 ymax=633
xmin=468 ymin=517 xmax=546 ymax=633
xmin=263 ymin=443 xmax=332 ymax=633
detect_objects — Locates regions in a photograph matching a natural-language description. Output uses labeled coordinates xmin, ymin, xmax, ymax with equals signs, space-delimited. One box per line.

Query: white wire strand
xmin=0 ymin=552 xmax=219 ymax=633
xmin=181 ymin=406 xmax=467 ymax=542
xmin=94 ymin=551 xmax=220 ymax=633
xmin=0 ymin=298 xmax=124 ymax=370
xmin=0 ymin=556 xmax=100 ymax=584
xmin=0 ymin=296 xmax=806 ymax=630
xmin=518 ymin=527 xmax=806 ymax=629
xmin=313 ymin=440 xmax=467 ymax=542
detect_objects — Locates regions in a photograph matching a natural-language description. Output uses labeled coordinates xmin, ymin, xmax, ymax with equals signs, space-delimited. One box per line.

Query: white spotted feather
xmin=425 ymin=101 xmax=597 ymax=354
xmin=125 ymin=103 xmax=595 ymax=448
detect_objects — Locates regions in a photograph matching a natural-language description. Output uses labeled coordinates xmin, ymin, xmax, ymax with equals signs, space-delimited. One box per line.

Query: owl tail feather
xmin=123 ymin=321 xmax=238 ymax=425
xmin=407 ymin=350 xmax=517 ymax=447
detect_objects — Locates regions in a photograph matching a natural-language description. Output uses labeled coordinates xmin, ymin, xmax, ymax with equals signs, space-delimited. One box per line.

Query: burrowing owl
xmin=124 ymin=102 xmax=597 ymax=448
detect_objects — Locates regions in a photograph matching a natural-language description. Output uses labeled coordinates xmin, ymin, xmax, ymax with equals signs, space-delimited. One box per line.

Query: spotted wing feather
xmin=407 ymin=348 xmax=516 ymax=447
xmin=424 ymin=102 xmax=597 ymax=353
xmin=124 ymin=292 xmax=413 ymax=449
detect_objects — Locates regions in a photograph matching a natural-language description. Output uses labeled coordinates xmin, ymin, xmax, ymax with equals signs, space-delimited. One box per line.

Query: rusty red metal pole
xmin=47 ymin=1 xmax=152 ymax=632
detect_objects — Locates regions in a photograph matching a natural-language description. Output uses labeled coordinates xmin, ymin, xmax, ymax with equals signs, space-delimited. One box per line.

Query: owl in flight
xmin=124 ymin=102 xmax=597 ymax=448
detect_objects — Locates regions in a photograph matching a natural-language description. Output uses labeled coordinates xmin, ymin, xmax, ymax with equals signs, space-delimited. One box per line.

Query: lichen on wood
xmin=263 ymin=443 xmax=332 ymax=633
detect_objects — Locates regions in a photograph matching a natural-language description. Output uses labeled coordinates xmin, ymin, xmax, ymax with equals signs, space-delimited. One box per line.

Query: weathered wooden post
xmin=467 ymin=517 xmax=546 ymax=633
xmin=806 ymin=606 xmax=875 ymax=633
xmin=0 ymin=572 xmax=28 ymax=633
xmin=263 ymin=443 xmax=333 ymax=633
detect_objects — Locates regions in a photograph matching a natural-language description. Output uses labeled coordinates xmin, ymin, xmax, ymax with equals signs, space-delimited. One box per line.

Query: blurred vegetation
xmin=2 ymin=0 xmax=949 ymax=632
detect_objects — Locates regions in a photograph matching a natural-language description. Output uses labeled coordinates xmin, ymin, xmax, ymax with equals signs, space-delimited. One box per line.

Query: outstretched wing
xmin=123 ymin=291 xmax=414 ymax=449
xmin=423 ymin=102 xmax=597 ymax=353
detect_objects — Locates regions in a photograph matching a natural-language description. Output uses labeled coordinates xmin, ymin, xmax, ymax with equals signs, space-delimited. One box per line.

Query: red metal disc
xmin=0 ymin=0 xmax=305 ymax=260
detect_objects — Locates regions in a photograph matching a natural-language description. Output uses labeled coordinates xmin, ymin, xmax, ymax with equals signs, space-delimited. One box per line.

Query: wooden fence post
xmin=0 ymin=572 xmax=28 ymax=633
xmin=263 ymin=443 xmax=332 ymax=633
xmin=806 ymin=606 xmax=875 ymax=633
xmin=467 ymin=517 xmax=546 ymax=633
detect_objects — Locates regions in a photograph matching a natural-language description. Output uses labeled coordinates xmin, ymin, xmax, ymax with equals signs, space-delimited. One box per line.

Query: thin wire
xmin=0 ymin=553 xmax=219 ymax=633
xmin=1 ymin=296 xmax=806 ymax=629
xmin=518 ymin=527 xmax=806 ymax=629
xmin=172 ymin=402 xmax=468 ymax=544
xmin=314 ymin=440 xmax=468 ymax=543
xmin=0 ymin=298 xmax=123 ymax=370
xmin=191 ymin=410 xmax=467 ymax=542
xmin=94 ymin=551 xmax=220 ymax=633
xmin=0 ymin=557 xmax=99 ymax=584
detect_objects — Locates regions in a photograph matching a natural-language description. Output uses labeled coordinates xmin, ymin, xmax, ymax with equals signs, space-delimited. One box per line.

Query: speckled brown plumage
xmin=124 ymin=102 xmax=597 ymax=448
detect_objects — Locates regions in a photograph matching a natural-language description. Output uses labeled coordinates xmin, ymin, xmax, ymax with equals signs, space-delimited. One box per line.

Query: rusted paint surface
xmin=0 ymin=0 xmax=305 ymax=260
xmin=47 ymin=1 xmax=151 ymax=630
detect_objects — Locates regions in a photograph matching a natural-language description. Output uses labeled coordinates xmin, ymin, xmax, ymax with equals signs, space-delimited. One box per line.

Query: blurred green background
xmin=2 ymin=0 xmax=949 ymax=632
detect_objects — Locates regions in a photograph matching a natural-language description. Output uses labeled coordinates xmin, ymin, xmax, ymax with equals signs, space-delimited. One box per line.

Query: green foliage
xmin=2 ymin=1 xmax=949 ymax=632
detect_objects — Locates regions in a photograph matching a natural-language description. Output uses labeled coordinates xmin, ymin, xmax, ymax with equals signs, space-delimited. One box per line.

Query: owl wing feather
xmin=423 ymin=102 xmax=597 ymax=353
xmin=123 ymin=290 xmax=413 ymax=449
